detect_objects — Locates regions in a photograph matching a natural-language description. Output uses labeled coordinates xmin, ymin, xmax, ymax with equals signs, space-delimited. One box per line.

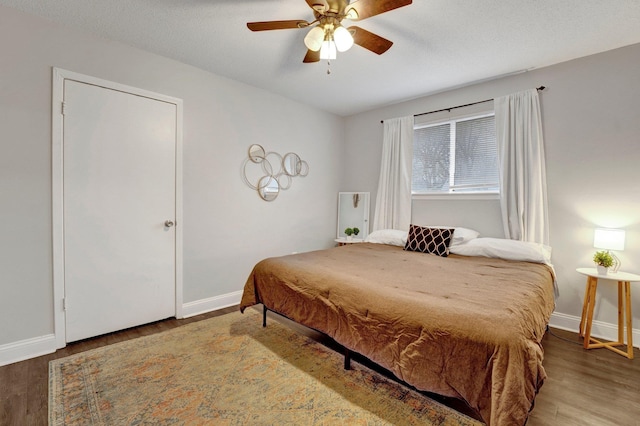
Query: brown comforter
xmin=240 ymin=243 xmax=555 ymax=425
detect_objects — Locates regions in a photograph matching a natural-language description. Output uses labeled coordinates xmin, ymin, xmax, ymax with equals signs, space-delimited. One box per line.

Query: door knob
xmin=164 ymin=220 xmax=175 ymax=227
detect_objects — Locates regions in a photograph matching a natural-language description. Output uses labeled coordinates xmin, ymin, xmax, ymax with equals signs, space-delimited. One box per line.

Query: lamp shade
xmin=593 ymin=228 xmax=625 ymax=251
xmin=304 ymin=26 xmax=325 ymax=52
xmin=333 ymin=26 xmax=354 ymax=52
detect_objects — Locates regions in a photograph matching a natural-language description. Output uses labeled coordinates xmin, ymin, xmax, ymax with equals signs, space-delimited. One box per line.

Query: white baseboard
xmin=0 ymin=334 xmax=57 ymax=367
xmin=0 ymin=291 xmax=242 ymax=367
xmin=181 ymin=290 xmax=243 ymax=319
xmin=549 ymin=312 xmax=640 ymax=349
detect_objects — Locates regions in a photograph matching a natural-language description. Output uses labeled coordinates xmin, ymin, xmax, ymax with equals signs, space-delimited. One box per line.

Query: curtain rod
xmin=380 ymin=86 xmax=546 ymax=123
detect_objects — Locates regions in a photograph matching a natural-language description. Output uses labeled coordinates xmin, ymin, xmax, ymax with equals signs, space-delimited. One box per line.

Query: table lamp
xmin=593 ymin=228 xmax=625 ymax=272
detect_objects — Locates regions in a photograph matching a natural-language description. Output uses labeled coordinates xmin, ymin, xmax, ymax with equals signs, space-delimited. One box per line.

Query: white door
xmin=63 ymin=79 xmax=177 ymax=342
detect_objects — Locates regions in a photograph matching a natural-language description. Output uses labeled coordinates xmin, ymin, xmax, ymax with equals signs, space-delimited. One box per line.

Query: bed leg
xmin=262 ymin=305 xmax=267 ymax=327
xmin=344 ymin=348 xmax=351 ymax=370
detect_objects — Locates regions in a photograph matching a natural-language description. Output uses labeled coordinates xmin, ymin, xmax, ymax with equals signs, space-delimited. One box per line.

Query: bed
xmin=240 ymin=230 xmax=555 ymax=425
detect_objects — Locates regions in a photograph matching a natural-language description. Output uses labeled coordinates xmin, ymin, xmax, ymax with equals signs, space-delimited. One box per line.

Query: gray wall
xmin=2 ymin=2 xmax=639 ymax=360
xmin=344 ymin=43 xmax=640 ymax=338
xmin=0 ymin=6 xmax=344 ymax=349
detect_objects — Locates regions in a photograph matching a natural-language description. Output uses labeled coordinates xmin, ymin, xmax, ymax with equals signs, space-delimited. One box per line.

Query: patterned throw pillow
xmin=404 ymin=225 xmax=455 ymax=257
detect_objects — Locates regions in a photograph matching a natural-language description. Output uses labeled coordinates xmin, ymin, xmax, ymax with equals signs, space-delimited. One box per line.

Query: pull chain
xmin=326 ymin=59 xmax=331 ymax=75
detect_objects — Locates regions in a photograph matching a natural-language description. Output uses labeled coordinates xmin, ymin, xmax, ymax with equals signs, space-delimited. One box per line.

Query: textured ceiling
xmin=2 ymin=0 xmax=640 ymax=116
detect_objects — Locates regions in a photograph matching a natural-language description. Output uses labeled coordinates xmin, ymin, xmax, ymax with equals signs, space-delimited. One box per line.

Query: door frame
xmin=51 ymin=68 xmax=184 ymax=349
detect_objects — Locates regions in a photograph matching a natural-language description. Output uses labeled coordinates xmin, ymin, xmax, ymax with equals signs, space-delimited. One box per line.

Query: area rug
xmin=49 ymin=309 xmax=482 ymax=425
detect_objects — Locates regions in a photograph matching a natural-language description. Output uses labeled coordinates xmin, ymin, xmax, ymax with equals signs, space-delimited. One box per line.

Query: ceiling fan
xmin=247 ymin=0 xmax=413 ymax=63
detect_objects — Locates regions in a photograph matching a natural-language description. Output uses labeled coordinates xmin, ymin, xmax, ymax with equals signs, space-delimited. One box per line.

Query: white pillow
xmin=450 ymin=227 xmax=480 ymax=246
xmin=449 ymin=237 xmax=552 ymax=264
xmin=364 ymin=229 xmax=408 ymax=247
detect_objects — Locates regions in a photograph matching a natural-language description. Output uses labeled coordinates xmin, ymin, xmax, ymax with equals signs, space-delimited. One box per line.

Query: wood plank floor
xmin=1 ymin=306 xmax=638 ymax=425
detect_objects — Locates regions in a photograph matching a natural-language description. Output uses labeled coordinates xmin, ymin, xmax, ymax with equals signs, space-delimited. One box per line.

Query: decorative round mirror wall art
xmin=242 ymin=144 xmax=309 ymax=201
xmin=248 ymin=144 xmax=266 ymax=163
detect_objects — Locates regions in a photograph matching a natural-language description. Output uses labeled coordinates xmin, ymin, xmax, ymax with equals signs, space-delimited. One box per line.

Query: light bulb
xmin=333 ymin=26 xmax=354 ymax=52
xmin=319 ymin=40 xmax=337 ymax=60
xmin=304 ymin=26 xmax=325 ymax=52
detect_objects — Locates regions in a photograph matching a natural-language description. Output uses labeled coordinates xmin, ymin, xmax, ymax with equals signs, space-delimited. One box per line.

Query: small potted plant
xmin=353 ymin=227 xmax=360 ymax=238
xmin=593 ymin=250 xmax=614 ymax=275
xmin=344 ymin=227 xmax=354 ymax=241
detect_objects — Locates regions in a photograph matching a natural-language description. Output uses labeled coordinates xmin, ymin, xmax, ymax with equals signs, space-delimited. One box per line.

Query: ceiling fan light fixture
xmin=247 ymin=0 xmax=414 ymax=65
xmin=333 ymin=25 xmax=354 ymax=52
xmin=319 ymin=39 xmax=337 ymax=60
xmin=304 ymin=26 xmax=325 ymax=51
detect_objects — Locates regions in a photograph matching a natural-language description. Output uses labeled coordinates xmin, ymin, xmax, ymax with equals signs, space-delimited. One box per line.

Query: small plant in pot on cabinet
xmin=593 ymin=250 xmax=614 ymax=275
xmin=344 ymin=228 xmax=354 ymax=241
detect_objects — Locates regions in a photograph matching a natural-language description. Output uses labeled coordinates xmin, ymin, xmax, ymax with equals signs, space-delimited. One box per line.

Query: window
xmin=412 ymin=112 xmax=498 ymax=195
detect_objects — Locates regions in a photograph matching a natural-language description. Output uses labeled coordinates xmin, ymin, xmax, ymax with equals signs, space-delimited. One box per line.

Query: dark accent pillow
xmin=404 ymin=225 xmax=455 ymax=257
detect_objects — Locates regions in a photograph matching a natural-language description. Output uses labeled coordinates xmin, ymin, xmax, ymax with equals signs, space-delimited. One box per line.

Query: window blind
xmin=452 ymin=115 xmax=498 ymax=191
xmin=412 ymin=123 xmax=450 ymax=192
xmin=412 ymin=114 xmax=498 ymax=194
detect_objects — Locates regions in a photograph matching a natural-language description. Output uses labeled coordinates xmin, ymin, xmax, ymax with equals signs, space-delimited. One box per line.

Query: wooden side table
xmin=576 ymin=267 xmax=638 ymax=359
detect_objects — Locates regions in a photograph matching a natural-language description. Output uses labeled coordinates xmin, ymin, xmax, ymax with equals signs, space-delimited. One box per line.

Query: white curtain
xmin=495 ymin=89 xmax=549 ymax=245
xmin=372 ymin=116 xmax=413 ymax=231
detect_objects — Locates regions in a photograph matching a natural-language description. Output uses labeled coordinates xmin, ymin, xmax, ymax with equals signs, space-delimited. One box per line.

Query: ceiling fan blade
xmin=247 ymin=20 xmax=309 ymax=31
xmin=303 ymin=49 xmax=320 ymax=63
xmin=326 ymin=0 xmax=345 ymax=13
xmin=305 ymin=0 xmax=328 ymax=13
xmin=345 ymin=0 xmax=412 ymax=21
xmin=349 ymin=26 xmax=393 ymax=54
